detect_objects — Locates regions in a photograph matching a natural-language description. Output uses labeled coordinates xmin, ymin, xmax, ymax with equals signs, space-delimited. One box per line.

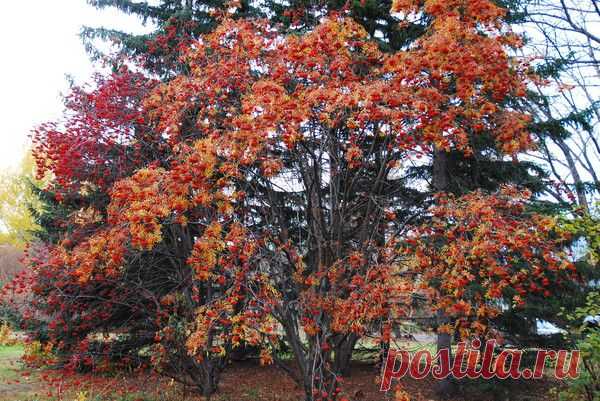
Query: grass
xmin=0 ymin=344 xmax=23 ymax=358
xmin=0 ymin=344 xmax=23 ymax=381
xmin=0 ymin=343 xmax=43 ymax=401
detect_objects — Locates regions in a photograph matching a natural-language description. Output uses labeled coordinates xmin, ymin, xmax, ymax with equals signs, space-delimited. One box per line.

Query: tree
xmin=18 ymin=70 xmax=171 ymax=383
xmin=89 ymin=16 xmax=416 ymax=399
xmin=81 ymin=0 xmax=428 ymax=74
xmin=20 ymin=1 xmax=577 ymax=401
xmin=484 ymin=0 xmax=600 ymax=352
xmin=24 ymin=49 xmax=264 ymax=396
xmin=518 ymin=0 xmax=600 ymax=210
xmin=0 ymin=151 xmax=44 ymax=248
xmin=408 ymin=187 xmax=575 ymax=340
xmin=92 ymin=1 xmax=560 ymax=398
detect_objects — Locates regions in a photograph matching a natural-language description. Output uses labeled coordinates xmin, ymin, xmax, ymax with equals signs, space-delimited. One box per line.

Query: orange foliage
xmin=407 ymin=186 xmax=575 ymax=337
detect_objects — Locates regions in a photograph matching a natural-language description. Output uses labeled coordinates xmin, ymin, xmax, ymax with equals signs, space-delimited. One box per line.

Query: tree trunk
xmin=434 ymin=310 xmax=456 ymax=397
xmin=277 ymin=309 xmax=340 ymax=401
xmin=555 ymin=137 xmax=590 ymax=213
xmin=332 ymin=334 xmax=359 ymax=376
xmin=432 ymin=149 xmax=457 ymax=397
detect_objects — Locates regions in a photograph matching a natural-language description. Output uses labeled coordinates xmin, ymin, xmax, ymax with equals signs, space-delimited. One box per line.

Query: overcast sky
xmin=0 ymin=1 xmax=150 ymax=171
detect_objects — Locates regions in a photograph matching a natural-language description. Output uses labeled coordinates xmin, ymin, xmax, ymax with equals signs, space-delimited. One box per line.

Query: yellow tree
xmin=0 ymin=150 xmax=43 ymax=248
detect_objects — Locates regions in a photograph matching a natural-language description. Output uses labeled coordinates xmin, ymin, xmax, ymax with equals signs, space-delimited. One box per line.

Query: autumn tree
xmin=17 ymin=70 xmax=171 ymax=377
xmin=80 ymin=0 xmax=566 ymax=358
xmin=0 ymin=152 xmax=44 ymax=248
xmin=23 ymin=31 xmax=265 ymax=397
xmin=98 ymin=2 xmax=566 ymax=399
xmin=94 ymin=16 xmax=415 ymax=399
xmin=17 ymin=1 xmax=579 ymax=401
xmin=408 ymin=187 xmax=575 ymax=339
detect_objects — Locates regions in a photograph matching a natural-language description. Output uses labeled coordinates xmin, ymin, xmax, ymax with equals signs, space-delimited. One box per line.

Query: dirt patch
xmin=211 ymin=360 xmax=560 ymax=401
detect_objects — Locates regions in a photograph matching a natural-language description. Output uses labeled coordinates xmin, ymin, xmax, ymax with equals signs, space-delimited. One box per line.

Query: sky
xmin=0 ymin=1 xmax=151 ymax=171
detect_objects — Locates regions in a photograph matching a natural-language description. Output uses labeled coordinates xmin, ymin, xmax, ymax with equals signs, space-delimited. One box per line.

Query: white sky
xmin=0 ymin=1 xmax=151 ymax=171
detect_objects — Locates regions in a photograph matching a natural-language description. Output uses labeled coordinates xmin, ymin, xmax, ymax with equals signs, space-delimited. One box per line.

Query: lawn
xmin=0 ymin=343 xmax=43 ymax=401
xmin=0 ymin=344 xmax=24 ymax=381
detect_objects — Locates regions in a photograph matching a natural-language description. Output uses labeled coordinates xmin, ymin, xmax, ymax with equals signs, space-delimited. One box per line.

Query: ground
xmin=0 ymin=344 xmax=562 ymax=401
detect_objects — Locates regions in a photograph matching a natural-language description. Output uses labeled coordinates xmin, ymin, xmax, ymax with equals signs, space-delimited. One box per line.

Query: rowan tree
xmin=110 ymin=1 xmax=565 ymax=399
xmin=13 ymin=69 xmax=172 ymax=381
xmin=407 ymin=186 xmax=575 ymax=339
xmin=107 ymin=16 xmax=415 ymax=399
xmin=14 ymin=1 xmax=579 ymax=401
xmin=81 ymin=0 xmax=569 ymax=365
xmin=23 ymin=47 xmax=266 ymax=396
xmin=32 ymin=68 xmax=160 ymax=195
